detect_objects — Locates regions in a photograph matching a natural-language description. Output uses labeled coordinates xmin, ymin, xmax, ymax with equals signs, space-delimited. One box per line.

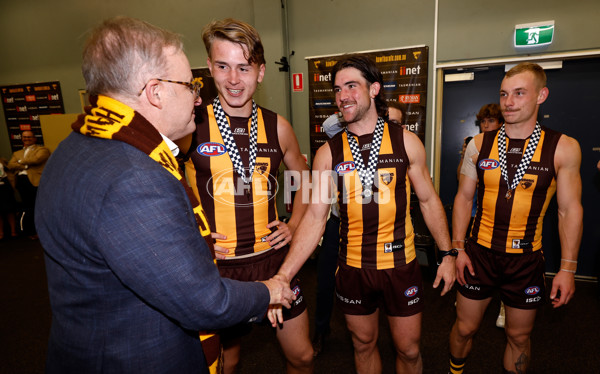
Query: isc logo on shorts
xmin=524 ymin=286 xmax=540 ymax=296
xmin=335 ymin=161 xmax=356 ymax=174
xmin=478 ymin=159 xmax=499 ymax=170
xmin=404 ymin=286 xmax=419 ymax=297
xmin=408 ymin=297 xmax=420 ymax=306
xmin=197 ymin=142 xmax=226 ymax=156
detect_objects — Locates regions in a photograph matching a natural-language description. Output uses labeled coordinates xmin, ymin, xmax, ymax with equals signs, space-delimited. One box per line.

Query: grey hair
xmin=82 ymin=16 xmax=183 ymax=97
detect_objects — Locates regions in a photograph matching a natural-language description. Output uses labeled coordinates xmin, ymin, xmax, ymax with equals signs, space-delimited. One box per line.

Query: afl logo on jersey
xmin=197 ymin=142 xmax=226 ymax=157
xmin=478 ymin=158 xmax=499 ymax=170
xmin=524 ymin=286 xmax=540 ymax=296
xmin=404 ymin=286 xmax=419 ymax=297
xmin=335 ymin=161 xmax=356 ymax=174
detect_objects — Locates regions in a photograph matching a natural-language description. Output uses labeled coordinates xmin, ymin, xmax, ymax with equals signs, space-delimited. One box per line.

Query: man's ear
xmin=257 ymin=63 xmax=266 ymax=83
xmin=369 ymin=82 xmax=381 ymax=98
xmin=537 ymin=86 xmax=549 ymax=105
xmin=144 ymin=79 xmax=162 ymax=109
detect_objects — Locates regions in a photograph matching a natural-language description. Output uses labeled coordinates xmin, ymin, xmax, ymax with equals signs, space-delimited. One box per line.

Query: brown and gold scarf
xmin=73 ymin=94 xmax=222 ymax=373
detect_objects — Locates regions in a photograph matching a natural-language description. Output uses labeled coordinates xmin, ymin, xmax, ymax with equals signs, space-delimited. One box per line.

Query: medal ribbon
xmin=212 ymin=97 xmax=258 ymax=184
xmin=344 ymin=117 xmax=385 ymax=197
xmin=497 ymin=122 xmax=541 ymax=199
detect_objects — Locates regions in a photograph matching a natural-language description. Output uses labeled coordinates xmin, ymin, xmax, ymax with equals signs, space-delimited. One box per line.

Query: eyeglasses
xmin=139 ymin=78 xmax=201 ymax=100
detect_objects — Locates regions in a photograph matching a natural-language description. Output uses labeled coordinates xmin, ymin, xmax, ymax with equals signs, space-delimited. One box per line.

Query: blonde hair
xmin=505 ymin=62 xmax=547 ymax=89
xmin=202 ymin=18 xmax=265 ymax=66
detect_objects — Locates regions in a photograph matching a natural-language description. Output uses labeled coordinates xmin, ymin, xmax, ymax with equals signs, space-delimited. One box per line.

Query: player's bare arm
xmin=404 ymin=130 xmax=455 ymax=295
xmin=277 ymin=143 xmax=333 ymax=283
xmin=551 ymin=134 xmax=583 ymax=308
xmin=451 ymin=134 xmax=483 ymax=284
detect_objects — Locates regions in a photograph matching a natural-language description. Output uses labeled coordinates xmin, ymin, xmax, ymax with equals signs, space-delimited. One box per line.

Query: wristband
xmin=560 ymin=268 xmax=576 ymax=274
xmin=561 ymin=259 xmax=577 ymax=264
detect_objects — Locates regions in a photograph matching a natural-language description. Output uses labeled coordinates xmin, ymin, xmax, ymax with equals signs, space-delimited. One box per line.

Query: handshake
xmin=259 ymin=273 xmax=295 ymax=327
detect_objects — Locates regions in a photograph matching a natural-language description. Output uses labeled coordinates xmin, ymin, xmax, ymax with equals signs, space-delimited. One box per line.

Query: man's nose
xmin=228 ymin=69 xmax=239 ymax=84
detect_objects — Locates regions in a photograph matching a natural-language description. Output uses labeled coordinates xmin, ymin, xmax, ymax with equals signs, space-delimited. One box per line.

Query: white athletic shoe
xmin=496 ymin=302 xmax=506 ymax=328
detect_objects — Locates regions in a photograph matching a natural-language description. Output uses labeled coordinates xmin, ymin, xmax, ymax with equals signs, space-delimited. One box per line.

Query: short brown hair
xmin=202 ymin=18 xmax=265 ymax=66
xmin=505 ymin=62 xmax=547 ymax=89
xmin=476 ymin=103 xmax=504 ymax=123
xmin=82 ymin=16 xmax=183 ymax=97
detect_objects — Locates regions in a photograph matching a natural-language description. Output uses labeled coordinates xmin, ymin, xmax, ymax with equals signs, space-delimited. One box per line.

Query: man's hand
xmin=455 ymin=250 xmax=474 ymax=286
xmin=433 ymin=257 xmax=456 ymax=296
xmin=210 ymin=232 xmax=229 ymax=260
xmin=261 ymin=274 xmax=295 ymax=327
xmin=265 ymin=220 xmax=292 ymax=249
xmin=267 ymin=304 xmax=283 ymax=327
xmin=550 ymin=270 xmax=576 ymax=308
xmin=260 ymin=275 xmax=295 ymax=307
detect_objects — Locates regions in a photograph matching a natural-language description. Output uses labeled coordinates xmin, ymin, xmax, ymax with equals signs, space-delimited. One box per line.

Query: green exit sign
xmin=514 ymin=21 xmax=555 ymax=48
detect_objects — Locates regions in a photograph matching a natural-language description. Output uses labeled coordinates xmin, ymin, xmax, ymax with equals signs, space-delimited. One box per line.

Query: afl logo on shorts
xmin=478 ymin=159 xmax=499 ymax=170
xmin=197 ymin=142 xmax=226 ymax=157
xmin=524 ymin=286 xmax=540 ymax=295
xmin=292 ymin=285 xmax=301 ymax=297
xmin=335 ymin=161 xmax=356 ymax=174
xmin=404 ymin=286 xmax=419 ymax=297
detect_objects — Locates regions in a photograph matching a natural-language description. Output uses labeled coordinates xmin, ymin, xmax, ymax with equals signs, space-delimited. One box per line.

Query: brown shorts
xmin=335 ymin=260 xmax=424 ymax=317
xmin=457 ymin=239 xmax=546 ymax=309
xmin=217 ymin=246 xmax=306 ymax=322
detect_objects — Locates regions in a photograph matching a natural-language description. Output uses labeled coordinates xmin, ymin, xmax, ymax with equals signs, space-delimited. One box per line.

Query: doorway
xmin=439 ymin=57 xmax=600 ymax=277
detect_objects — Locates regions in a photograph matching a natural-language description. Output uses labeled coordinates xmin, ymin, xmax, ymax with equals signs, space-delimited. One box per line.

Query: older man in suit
xmin=35 ymin=16 xmax=294 ymax=374
xmin=8 ymin=130 xmax=50 ymax=238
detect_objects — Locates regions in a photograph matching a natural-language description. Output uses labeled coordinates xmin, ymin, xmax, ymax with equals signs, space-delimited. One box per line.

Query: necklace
xmin=344 ymin=117 xmax=385 ymax=198
xmin=212 ymin=97 xmax=258 ymax=185
xmin=497 ymin=122 xmax=541 ymax=200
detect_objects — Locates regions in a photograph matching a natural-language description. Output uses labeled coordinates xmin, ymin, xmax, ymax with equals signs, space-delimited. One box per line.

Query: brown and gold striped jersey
xmin=329 ymin=122 xmax=415 ymax=270
xmin=472 ymin=126 xmax=562 ymax=253
xmin=185 ymin=104 xmax=283 ymax=257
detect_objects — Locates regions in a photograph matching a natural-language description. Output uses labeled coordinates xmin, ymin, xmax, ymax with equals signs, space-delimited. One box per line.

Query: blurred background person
xmin=456 ymin=103 xmax=506 ymax=328
xmin=0 ymin=158 xmax=18 ymax=240
xmin=8 ymin=131 xmax=50 ymax=240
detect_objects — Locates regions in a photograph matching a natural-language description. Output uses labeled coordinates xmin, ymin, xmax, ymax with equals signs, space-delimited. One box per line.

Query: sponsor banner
xmin=1 ymin=81 xmax=65 ymax=152
xmin=307 ymin=47 xmax=428 ymax=158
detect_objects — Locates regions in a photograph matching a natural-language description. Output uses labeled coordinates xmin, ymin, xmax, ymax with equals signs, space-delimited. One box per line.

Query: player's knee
xmin=454 ymin=319 xmax=478 ymax=340
xmin=288 ymin=348 xmax=314 ymax=369
xmin=396 ymin=344 xmax=420 ymax=363
xmin=350 ymin=330 xmax=378 ymax=351
xmin=505 ymin=328 xmax=531 ymax=349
